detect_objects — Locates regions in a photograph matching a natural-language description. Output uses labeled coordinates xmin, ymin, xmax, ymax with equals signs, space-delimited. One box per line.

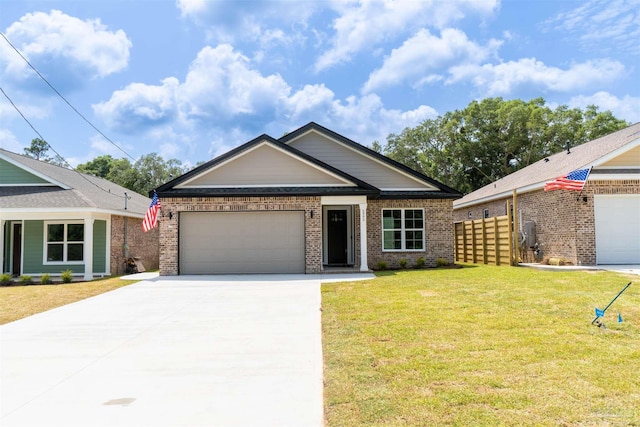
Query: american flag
xmin=142 ymin=191 xmax=161 ymax=232
xmin=544 ymin=168 xmax=591 ymax=192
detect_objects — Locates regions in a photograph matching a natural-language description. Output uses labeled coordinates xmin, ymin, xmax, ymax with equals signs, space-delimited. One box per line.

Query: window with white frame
xmin=45 ymin=222 xmax=84 ymax=263
xmin=382 ymin=209 xmax=424 ymax=251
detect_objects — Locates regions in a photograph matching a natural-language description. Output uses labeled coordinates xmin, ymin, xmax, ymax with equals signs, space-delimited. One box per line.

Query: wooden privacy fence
xmin=454 ymin=212 xmax=515 ymax=266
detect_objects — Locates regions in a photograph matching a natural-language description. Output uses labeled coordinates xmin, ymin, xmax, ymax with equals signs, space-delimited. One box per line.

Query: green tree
xmin=77 ymin=153 xmax=187 ymax=195
xmin=76 ymin=155 xmax=117 ymax=178
xmin=381 ymin=98 xmax=628 ymax=194
xmin=23 ymin=138 xmax=52 ymax=161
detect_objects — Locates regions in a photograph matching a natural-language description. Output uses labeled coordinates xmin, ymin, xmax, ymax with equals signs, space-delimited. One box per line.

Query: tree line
xmin=22 ymin=97 xmax=628 ymax=196
xmin=22 ymin=138 xmax=187 ymax=196
xmin=373 ymin=97 xmax=628 ymax=194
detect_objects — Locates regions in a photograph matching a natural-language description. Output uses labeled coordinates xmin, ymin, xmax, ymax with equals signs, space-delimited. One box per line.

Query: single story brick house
xmin=1 ymin=148 xmax=159 ymax=280
xmin=453 ymin=123 xmax=640 ymax=265
xmin=155 ymin=122 xmax=462 ymax=275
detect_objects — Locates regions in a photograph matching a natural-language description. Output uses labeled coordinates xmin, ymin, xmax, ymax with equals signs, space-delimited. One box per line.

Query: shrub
xmin=436 ymin=257 xmax=450 ymax=267
xmin=398 ymin=258 xmax=408 ymax=269
xmin=415 ymin=257 xmax=425 ymax=268
xmin=0 ymin=273 xmax=13 ymax=286
xmin=376 ymin=260 xmax=388 ymax=271
xmin=19 ymin=275 xmax=33 ymax=285
xmin=40 ymin=273 xmax=53 ymax=285
xmin=60 ymin=269 xmax=73 ymax=283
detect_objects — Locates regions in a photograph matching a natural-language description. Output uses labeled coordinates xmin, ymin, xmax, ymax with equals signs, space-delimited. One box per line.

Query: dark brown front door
xmin=12 ymin=223 xmax=22 ymax=276
xmin=327 ymin=210 xmax=348 ymax=265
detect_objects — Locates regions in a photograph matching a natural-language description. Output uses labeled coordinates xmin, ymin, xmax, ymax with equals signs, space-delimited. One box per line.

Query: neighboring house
xmin=0 ymin=149 xmax=159 ymax=280
xmin=155 ymin=122 xmax=461 ymax=275
xmin=453 ymin=123 xmax=640 ymax=265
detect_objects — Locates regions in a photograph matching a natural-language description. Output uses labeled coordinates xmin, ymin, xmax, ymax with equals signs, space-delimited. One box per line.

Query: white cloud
xmin=542 ymin=0 xmax=640 ymax=55
xmin=180 ymin=45 xmax=291 ymax=121
xmin=93 ymin=78 xmax=180 ymax=132
xmin=1 ymin=10 xmax=131 ymax=85
xmin=94 ymin=43 xmax=437 ymax=153
xmin=363 ymin=28 xmax=501 ymax=93
xmin=176 ymin=0 xmax=314 ymax=47
xmin=0 ymin=129 xmax=23 ymax=152
xmin=448 ymin=58 xmax=626 ymax=95
xmin=315 ymin=0 xmax=498 ymax=72
xmin=568 ymin=91 xmax=640 ymax=123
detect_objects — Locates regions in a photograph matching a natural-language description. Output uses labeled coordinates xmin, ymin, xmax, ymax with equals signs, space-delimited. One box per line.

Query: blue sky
xmin=1 ymin=0 xmax=638 ymax=167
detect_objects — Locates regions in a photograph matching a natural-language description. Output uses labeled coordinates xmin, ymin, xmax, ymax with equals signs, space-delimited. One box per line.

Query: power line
xmin=0 ymin=86 xmax=125 ymax=199
xmin=0 ymin=31 xmax=136 ymax=162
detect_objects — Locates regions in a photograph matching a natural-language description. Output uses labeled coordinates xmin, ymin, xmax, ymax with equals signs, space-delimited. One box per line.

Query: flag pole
xmin=591 ymin=282 xmax=632 ymax=325
xmin=576 ymin=166 xmax=593 ymax=201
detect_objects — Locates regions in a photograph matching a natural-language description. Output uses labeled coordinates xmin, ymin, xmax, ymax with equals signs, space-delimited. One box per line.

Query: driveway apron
xmin=0 ymin=276 xmax=324 ymax=427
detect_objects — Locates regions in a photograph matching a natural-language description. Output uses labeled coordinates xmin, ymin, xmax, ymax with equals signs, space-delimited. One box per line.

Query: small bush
xmin=1 ymin=273 xmax=13 ymax=286
xmin=19 ymin=275 xmax=33 ymax=285
xmin=376 ymin=260 xmax=388 ymax=271
xmin=60 ymin=270 xmax=73 ymax=283
xmin=415 ymin=257 xmax=425 ymax=268
xmin=398 ymin=258 xmax=408 ymax=269
xmin=40 ymin=273 xmax=53 ymax=285
xmin=436 ymin=257 xmax=450 ymax=267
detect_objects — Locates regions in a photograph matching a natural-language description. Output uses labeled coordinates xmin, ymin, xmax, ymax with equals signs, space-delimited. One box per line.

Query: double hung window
xmin=45 ymin=223 xmax=84 ymax=263
xmin=382 ymin=209 xmax=424 ymax=251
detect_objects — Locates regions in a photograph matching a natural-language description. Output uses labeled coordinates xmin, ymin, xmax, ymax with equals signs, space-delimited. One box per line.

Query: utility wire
xmin=0 ymin=31 xmax=136 ymax=162
xmin=1 ymin=86 xmax=125 ymax=199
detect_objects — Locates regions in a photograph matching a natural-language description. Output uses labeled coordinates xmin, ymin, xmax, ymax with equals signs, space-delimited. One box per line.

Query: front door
xmin=12 ymin=223 xmax=22 ymax=276
xmin=327 ymin=209 xmax=348 ymax=265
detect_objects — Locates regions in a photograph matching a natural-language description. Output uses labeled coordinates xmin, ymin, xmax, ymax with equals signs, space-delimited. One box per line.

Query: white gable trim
xmin=285 ymin=129 xmax=438 ymax=190
xmin=591 ymin=136 xmax=640 ymax=168
xmin=176 ymin=140 xmax=358 ymax=188
xmin=0 ymin=152 xmax=70 ymax=189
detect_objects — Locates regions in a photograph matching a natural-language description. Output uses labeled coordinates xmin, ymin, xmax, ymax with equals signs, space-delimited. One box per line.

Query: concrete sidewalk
xmin=0 ymin=275 xmax=363 ymax=426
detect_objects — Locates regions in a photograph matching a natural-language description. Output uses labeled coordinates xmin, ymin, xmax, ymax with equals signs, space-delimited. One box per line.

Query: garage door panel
xmin=594 ymin=195 xmax=640 ymax=264
xmin=180 ymin=211 xmax=305 ymax=274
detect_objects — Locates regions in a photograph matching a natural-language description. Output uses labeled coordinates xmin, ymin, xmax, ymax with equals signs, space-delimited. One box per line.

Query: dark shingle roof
xmin=454 ymin=122 xmax=640 ymax=208
xmin=0 ymin=149 xmax=150 ymax=215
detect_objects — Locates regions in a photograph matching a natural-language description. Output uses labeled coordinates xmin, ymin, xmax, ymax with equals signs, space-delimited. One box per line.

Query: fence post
xmin=481 ymin=219 xmax=487 ymax=264
xmin=512 ymin=189 xmax=519 ymax=266
xmin=471 ymin=220 xmax=477 ymax=263
xmin=494 ymin=216 xmax=500 ymax=266
xmin=507 ymin=201 xmax=514 ymax=265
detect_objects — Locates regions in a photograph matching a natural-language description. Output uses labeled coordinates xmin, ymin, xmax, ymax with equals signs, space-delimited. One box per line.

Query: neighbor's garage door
xmin=180 ymin=211 xmax=305 ymax=274
xmin=594 ymin=195 xmax=640 ymax=264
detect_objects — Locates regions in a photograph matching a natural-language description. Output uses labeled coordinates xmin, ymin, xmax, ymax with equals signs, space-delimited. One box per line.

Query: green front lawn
xmin=322 ymin=265 xmax=639 ymax=426
xmin=0 ymin=276 xmax=138 ymax=325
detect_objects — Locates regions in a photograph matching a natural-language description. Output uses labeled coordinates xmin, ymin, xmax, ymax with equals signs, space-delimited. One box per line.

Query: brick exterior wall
xmin=453 ymin=179 xmax=640 ymax=265
xmin=110 ymin=215 xmax=159 ymax=275
xmin=367 ymin=199 xmax=454 ymax=269
xmin=158 ymin=196 xmax=322 ymax=275
xmin=158 ymin=196 xmax=455 ymax=274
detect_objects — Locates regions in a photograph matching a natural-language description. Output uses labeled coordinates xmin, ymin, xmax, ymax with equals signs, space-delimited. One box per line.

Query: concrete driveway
xmin=0 ymin=274 xmax=371 ymax=427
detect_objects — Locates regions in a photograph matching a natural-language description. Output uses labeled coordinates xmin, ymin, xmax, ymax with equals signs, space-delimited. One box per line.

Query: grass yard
xmin=322 ymin=265 xmax=640 ymax=426
xmin=0 ymin=276 xmax=138 ymax=325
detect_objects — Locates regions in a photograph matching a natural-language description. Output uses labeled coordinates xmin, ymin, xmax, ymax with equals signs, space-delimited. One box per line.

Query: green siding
xmin=0 ymin=159 xmax=49 ymax=184
xmin=22 ymin=221 xmax=84 ymax=275
xmin=93 ymin=220 xmax=107 ymax=273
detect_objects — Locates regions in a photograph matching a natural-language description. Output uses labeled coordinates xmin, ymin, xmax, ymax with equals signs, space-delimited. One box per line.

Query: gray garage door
xmin=180 ymin=211 xmax=305 ymax=274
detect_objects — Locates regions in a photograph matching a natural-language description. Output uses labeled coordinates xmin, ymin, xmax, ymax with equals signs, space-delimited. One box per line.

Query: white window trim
xmin=381 ymin=208 xmax=425 ymax=252
xmin=43 ymin=221 xmax=85 ymax=265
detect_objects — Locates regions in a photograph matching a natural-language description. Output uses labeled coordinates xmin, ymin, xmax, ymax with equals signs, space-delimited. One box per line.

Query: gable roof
xmin=156 ymin=133 xmax=379 ymax=197
xmin=0 ymin=149 xmax=150 ymax=216
xmin=157 ymin=123 xmax=462 ymax=200
xmin=280 ymin=122 xmax=461 ymax=198
xmin=454 ymin=122 xmax=640 ymax=209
